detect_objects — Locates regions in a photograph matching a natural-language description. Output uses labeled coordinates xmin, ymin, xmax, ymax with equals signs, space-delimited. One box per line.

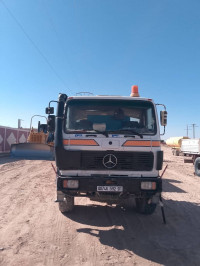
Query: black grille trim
xmin=56 ymin=148 xmax=154 ymax=171
xmin=81 ymin=151 xmax=154 ymax=171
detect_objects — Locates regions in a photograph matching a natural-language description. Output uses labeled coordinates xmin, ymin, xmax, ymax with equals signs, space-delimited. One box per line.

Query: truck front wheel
xmin=194 ymin=157 xmax=200 ymax=177
xmin=59 ymin=196 xmax=74 ymax=213
xmin=135 ymin=198 xmax=157 ymax=215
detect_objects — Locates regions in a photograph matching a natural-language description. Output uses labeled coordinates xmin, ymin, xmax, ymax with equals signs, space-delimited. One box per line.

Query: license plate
xmin=97 ymin=186 xmax=123 ymax=192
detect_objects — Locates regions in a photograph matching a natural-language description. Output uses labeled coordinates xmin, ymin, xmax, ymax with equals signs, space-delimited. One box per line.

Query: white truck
xmin=46 ymin=86 xmax=167 ymax=215
xmin=181 ymin=138 xmax=200 ymax=177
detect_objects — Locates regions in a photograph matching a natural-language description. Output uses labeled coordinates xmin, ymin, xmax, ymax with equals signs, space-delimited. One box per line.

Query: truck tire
xmin=120 ymin=197 xmax=135 ymax=209
xmin=175 ymin=150 xmax=180 ymax=156
xmin=135 ymin=198 xmax=157 ymax=215
xmin=59 ymin=196 xmax=74 ymax=213
xmin=194 ymin=157 xmax=200 ymax=177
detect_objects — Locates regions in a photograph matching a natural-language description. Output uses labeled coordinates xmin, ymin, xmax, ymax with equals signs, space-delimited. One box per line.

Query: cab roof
xmin=67 ymin=95 xmax=154 ymax=102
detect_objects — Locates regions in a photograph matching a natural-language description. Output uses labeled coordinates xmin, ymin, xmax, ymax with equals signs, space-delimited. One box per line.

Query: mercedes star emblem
xmin=103 ymin=154 xmax=117 ymax=169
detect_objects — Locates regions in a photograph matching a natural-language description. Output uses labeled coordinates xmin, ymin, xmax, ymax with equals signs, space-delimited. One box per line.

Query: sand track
xmin=0 ymin=146 xmax=200 ymax=266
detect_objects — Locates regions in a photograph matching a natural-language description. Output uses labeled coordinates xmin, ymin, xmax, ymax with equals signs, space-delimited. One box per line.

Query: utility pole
xmin=190 ymin=124 xmax=198 ymax=138
xmin=185 ymin=125 xmax=191 ymax=137
xmin=18 ymin=119 xmax=24 ymax=129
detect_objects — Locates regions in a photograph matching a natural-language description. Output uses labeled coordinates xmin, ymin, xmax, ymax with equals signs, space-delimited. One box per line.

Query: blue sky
xmin=0 ymin=0 xmax=200 ymax=139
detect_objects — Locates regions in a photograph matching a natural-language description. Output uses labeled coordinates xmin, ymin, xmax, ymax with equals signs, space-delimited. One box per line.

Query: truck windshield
xmin=65 ymin=99 xmax=157 ymax=135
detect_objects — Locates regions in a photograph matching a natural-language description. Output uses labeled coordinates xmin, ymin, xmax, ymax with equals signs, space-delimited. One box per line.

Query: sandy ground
xmin=0 ymin=145 xmax=200 ymax=266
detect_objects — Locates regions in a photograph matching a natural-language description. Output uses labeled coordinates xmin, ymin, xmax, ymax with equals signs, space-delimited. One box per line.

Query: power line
xmin=42 ymin=0 xmax=83 ymax=93
xmin=42 ymin=0 xmax=81 ymax=90
xmin=1 ymin=0 xmax=68 ymax=88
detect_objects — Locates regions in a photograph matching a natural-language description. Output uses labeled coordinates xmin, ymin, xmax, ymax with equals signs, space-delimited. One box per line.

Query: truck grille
xmin=81 ymin=151 xmax=154 ymax=171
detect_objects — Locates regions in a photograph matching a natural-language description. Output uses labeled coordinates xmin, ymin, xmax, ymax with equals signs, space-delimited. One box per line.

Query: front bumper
xmin=57 ymin=175 xmax=162 ymax=197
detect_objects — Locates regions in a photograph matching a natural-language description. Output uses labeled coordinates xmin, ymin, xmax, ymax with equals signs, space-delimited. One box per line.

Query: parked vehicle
xmin=47 ymin=86 xmax=167 ymax=214
xmin=10 ymin=115 xmax=55 ymax=160
xmin=181 ymin=138 xmax=200 ymax=177
xmin=166 ymin=136 xmax=189 ymax=156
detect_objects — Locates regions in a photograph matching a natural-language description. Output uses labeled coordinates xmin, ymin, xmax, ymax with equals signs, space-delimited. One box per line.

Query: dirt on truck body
xmin=0 ymin=145 xmax=200 ymax=266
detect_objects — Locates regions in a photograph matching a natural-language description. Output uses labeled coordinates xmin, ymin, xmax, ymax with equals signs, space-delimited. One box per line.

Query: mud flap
xmin=10 ymin=143 xmax=54 ymax=160
xmin=55 ymin=191 xmax=65 ymax=202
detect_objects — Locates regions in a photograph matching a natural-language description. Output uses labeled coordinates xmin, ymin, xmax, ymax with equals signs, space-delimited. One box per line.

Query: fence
xmin=0 ymin=126 xmax=30 ymax=153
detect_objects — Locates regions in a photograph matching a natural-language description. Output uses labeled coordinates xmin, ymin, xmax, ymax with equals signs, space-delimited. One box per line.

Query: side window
xmin=146 ymin=108 xmax=155 ymax=130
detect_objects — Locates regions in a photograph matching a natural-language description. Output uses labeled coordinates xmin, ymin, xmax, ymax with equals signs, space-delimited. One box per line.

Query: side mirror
xmin=47 ymin=115 xmax=55 ymax=132
xmin=160 ymin=111 xmax=167 ymax=126
xmin=45 ymin=107 xmax=54 ymax=114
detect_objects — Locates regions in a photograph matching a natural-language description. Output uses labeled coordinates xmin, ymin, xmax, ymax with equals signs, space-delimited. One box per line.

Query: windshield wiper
xmin=84 ymin=130 xmax=109 ymax=137
xmin=112 ymin=129 xmax=143 ymax=139
xmin=92 ymin=130 xmax=109 ymax=137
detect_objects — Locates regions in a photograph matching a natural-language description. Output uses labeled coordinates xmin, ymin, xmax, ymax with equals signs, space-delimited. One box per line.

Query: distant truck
xmin=46 ymin=86 xmax=167 ymax=214
xmin=166 ymin=136 xmax=189 ymax=156
xmin=181 ymin=139 xmax=200 ymax=177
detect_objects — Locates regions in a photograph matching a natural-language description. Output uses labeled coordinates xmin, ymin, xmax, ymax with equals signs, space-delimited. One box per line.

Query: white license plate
xmin=97 ymin=186 xmax=123 ymax=192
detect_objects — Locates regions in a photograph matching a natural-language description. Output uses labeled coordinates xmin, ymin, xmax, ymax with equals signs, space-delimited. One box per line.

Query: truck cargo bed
xmin=181 ymin=139 xmax=200 ymax=154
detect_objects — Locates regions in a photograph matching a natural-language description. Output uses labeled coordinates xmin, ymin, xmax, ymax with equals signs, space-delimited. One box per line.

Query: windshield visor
xmin=65 ymin=99 xmax=157 ymax=135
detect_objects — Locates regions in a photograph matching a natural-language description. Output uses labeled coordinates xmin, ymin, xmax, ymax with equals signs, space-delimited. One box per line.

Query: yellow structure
xmin=27 ymin=128 xmax=47 ymax=144
xmin=166 ymin=136 xmax=189 ymax=148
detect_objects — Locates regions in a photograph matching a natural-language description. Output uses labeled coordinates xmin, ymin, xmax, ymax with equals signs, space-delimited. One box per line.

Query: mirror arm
xmin=156 ymin=103 xmax=167 ymax=136
xmin=49 ymin=100 xmax=58 ymax=108
xmin=156 ymin=103 xmax=166 ymax=111
xmin=160 ymin=126 xmax=166 ymax=136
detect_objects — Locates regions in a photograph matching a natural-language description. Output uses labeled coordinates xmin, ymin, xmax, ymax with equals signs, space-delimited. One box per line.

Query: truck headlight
xmin=141 ymin=181 xmax=156 ymax=190
xmin=63 ymin=180 xmax=79 ymax=189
